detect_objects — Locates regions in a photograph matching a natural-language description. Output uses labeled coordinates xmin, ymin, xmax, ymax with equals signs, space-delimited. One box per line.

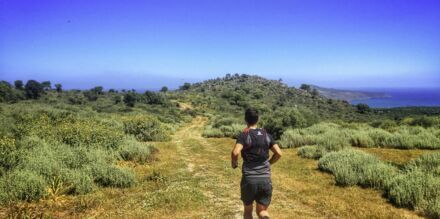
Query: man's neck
xmin=247 ymin=124 xmax=258 ymax=129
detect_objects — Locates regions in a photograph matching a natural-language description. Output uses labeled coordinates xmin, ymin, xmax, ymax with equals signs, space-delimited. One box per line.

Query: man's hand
xmin=231 ymin=143 xmax=243 ymax=169
xmin=269 ymin=144 xmax=282 ymax=165
xmin=231 ymin=160 xmax=238 ymax=169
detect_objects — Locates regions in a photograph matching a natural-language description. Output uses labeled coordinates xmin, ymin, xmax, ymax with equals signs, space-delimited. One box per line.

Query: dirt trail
xmin=172 ymin=116 xmax=243 ymax=218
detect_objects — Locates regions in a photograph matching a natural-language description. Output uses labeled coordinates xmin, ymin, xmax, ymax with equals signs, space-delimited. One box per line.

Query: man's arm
xmin=231 ymin=143 xmax=243 ymax=169
xmin=269 ymin=144 xmax=282 ymax=165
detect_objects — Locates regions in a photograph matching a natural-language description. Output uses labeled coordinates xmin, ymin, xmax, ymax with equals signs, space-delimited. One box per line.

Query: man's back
xmin=236 ymin=128 xmax=276 ymax=178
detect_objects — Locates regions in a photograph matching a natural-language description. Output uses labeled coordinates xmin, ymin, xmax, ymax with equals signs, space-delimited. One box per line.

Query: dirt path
xmin=149 ymin=117 xmax=421 ymax=219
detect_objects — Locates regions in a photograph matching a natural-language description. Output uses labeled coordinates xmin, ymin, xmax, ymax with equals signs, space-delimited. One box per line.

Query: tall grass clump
xmin=279 ymin=129 xmax=315 ymax=148
xmin=119 ymin=137 xmax=157 ymax=164
xmin=318 ymin=149 xmax=440 ymax=217
xmin=280 ymin=121 xmax=440 ymax=150
xmin=297 ymin=145 xmax=322 ymax=159
xmin=386 ymin=170 xmax=440 ymax=217
xmin=202 ymin=123 xmax=243 ymax=138
xmin=318 ymin=149 xmax=396 ymax=189
xmin=202 ymin=126 xmax=224 ymax=138
xmin=122 ymin=115 xmax=171 ymax=142
xmin=0 ymin=170 xmax=47 ymax=203
xmin=405 ymin=152 xmax=440 ymax=176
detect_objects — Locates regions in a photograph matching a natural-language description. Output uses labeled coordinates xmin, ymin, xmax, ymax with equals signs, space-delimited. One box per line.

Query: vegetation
xmin=0 ymin=75 xmax=439 ymax=218
xmin=280 ymin=120 xmax=440 ymax=152
xmin=318 ymin=150 xmax=440 ymax=217
xmin=0 ymin=79 xmax=191 ymax=205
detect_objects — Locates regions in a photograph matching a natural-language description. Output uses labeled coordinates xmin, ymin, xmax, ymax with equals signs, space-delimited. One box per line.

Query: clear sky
xmin=1 ymin=0 xmax=439 ymax=89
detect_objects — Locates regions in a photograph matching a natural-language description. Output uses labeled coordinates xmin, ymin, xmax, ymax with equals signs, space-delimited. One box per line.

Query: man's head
xmin=245 ymin=108 xmax=259 ymax=126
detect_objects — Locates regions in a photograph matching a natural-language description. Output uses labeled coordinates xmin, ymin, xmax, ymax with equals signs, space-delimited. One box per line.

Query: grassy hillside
xmin=1 ymin=75 xmax=439 ymax=218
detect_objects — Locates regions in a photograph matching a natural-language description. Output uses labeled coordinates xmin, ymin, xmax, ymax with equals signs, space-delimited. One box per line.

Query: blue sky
xmin=1 ymin=0 xmax=439 ymax=89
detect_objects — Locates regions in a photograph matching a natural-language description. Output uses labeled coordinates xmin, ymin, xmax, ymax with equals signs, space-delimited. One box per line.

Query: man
xmin=231 ymin=108 xmax=283 ymax=219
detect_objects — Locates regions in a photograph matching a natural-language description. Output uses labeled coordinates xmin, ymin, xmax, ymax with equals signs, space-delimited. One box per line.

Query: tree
xmin=83 ymin=91 xmax=98 ymax=101
xmin=91 ymin=86 xmax=104 ymax=95
xmin=356 ymin=103 xmax=370 ymax=114
xmin=300 ymin=84 xmax=311 ymax=92
xmin=124 ymin=92 xmax=136 ymax=107
xmin=55 ymin=83 xmax=62 ymax=92
xmin=0 ymin=81 xmax=13 ymax=102
xmin=311 ymin=88 xmax=319 ymax=97
xmin=14 ymin=80 xmax=24 ymax=90
xmin=41 ymin=81 xmax=52 ymax=91
xmin=24 ymin=80 xmax=44 ymax=99
xmin=144 ymin=91 xmax=166 ymax=105
xmin=160 ymin=86 xmax=168 ymax=92
xmin=179 ymin=82 xmax=191 ymax=91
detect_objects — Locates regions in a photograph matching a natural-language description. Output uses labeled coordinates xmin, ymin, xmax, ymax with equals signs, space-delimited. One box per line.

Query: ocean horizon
xmin=351 ymin=88 xmax=440 ymax=108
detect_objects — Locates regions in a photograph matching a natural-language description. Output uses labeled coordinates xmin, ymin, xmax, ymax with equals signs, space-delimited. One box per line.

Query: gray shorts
xmin=240 ymin=177 xmax=272 ymax=206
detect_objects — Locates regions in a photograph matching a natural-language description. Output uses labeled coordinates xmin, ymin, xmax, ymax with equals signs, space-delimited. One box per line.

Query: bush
xmin=61 ymin=170 xmax=95 ymax=195
xmin=281 ymin=121 xmax=440 ymax=150
xmin=212 ymin=117 xmax=236 ymax=128
xmin=279 ymin=129 xmax=315 ymax=148
xmin=119 ymin=137 xmax=156 ymax=164
xmin=315 ymin=130 xmax=350 ymax=154
xmin=0 ymin=170 xmax=47 ymax=203
xmin=91 ymin=165 xmax=135 ymax=188
xmin=387 ymin=170 xmax=440 ymax=216
xmin=318 ymin=149 xmax=396 ymax=189
xmin=349 ymin=131 xmax=375 ymax=147
xmin=405 ymin=152 xmax=440 ymax=176
xmin=0 ymin=136 xmax=19 ymax=173
xmin=297 ymin=145 xmax=322 ymax=159
xmin=262 ymin=107 xmax=313 ymax=139
xmin=367 ymin=129 xmax=394 ymax=147
xmin=122 ymin=115 xmax=171 ymax=142
xmin=202 ymin=126 xmax=224 ymax=138
xmin=219 ymin=124 xmax=243 ymax=138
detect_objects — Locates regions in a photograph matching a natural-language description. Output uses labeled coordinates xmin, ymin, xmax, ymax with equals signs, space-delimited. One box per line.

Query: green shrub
xmin=367 ymin=129 xmax=394 ymax=147
xmin=1 ymin=170 xmax=47 ymax=203
xmin=279 ymin=129 xmax=315 ymax=148
xmin=119 ymin=137 xmax=156 ymax=164
xmin=202 ymin=127 xmax=224 ymax=138
xmin=315 ymin=130 xmax=350 ymax=153
xmin=318 ymin=149 xmax=396 ymax=189
xmin=297 ymin=145 xmax=322 ymax=159
xmin=212 ymin=117 xmax=236 ymax=128
xmin=409 ymin=116 xmax=436 ymax=128
xmin=281 ymin=121 xmax=440 ymax=150
xmin=405 ymin=152 xmax=440 ymax=176
xmin=0 ymin=136 xmax=19 ymax=172
xmin=387 ymin=170 xmax=440 ymax=216
xmin=219 ymin=124 xmax=243 ymax=138
xmin=61 ymin=170 xmax=95 ymax=195
xmin=349 ymin=131 xmax=375 ymax=147
xmin=57 ymin=118 xmax=124 ymax=149
xmin=91 ymin=165 xmax=135 ymax=188
xmin=122 ymin=115 xmax=171 ymax=142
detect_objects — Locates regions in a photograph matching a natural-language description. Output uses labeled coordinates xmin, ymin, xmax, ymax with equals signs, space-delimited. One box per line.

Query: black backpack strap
xmin=261 ymin=128 xmax=271 ymax=147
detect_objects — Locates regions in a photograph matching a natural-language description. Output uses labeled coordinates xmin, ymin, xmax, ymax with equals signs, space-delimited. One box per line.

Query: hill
xmin=177 ymin=74 xmax=359 ymax=120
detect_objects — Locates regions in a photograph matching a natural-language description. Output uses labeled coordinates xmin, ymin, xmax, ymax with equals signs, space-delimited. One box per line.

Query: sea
xmin=350 ymin=88 xmax=440 ymax=108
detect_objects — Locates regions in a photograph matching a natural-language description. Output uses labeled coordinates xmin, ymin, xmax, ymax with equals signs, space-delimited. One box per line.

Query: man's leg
xmin=244 ymin=203 xmax=253 ymax=219
xmin=256 ymin=203 xmax=269 ymax=219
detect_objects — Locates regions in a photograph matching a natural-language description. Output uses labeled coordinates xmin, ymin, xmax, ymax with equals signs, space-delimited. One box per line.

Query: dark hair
xmin=245 ymin=108 xmax=259 ymax=125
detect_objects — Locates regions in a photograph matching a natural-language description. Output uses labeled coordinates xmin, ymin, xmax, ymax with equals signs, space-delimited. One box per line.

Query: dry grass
xmin=0 ymin=117 xmax=425 ymax=218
